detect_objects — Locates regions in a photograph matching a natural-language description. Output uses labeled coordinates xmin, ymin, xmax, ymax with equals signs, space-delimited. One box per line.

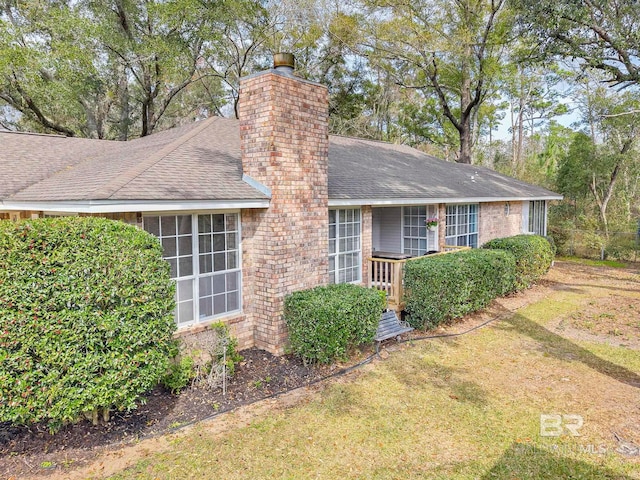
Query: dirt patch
xmin=558 ymin=295 xmax=640 ymax=345
xmin=550 ymin=295 xmax=640 ymax=350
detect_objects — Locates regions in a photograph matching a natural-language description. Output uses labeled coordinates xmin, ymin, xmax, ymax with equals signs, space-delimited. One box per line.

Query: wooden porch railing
xmin=368 ymin=245 xmax=471 ymax=312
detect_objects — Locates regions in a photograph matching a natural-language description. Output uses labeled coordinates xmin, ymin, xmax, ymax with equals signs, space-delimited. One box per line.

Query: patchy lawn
xmin=13 ymin=261 xmax=640 ymax=479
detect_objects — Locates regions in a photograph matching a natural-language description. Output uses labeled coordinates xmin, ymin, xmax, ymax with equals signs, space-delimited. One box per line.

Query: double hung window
xmin=329 ymin=208 xmax=362 ymax=284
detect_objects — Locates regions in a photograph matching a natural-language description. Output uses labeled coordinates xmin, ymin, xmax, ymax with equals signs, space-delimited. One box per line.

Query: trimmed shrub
xmin=0 ymin=217 xmax=176 ymax=431
xmin=482 ymin=234 xmax=554 ymax=290
xmin=284 ymin=284 xmax=385 ymax=365
xmin=404 ymin=249 xmax=516 ymax=329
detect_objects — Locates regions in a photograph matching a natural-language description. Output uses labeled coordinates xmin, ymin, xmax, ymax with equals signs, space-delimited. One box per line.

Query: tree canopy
xmin=513 ymin=0 xmax=640 ymax=89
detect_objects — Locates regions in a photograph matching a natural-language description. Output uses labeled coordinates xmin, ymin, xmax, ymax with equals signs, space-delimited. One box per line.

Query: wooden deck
xmin=368 ymin=245 xmax=471 ymax=313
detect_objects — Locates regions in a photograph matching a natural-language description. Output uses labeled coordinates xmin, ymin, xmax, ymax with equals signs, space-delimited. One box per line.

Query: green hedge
xmin=482 ymin=234 xmax=554 ymax=290
xmin=404 ymin=249 xmax=516 ymax=329
xmin=0 ymin=217 xmax=176 ymax=431
xmin=284 ymin=284 xmax=384 ymax=364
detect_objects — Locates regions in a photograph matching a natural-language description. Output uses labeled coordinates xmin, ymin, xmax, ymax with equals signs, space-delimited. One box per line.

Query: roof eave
xmin=0 ymin=198 xmax=270 ymax=214
xmin=328 ymin=195 xmax=563 ymax=207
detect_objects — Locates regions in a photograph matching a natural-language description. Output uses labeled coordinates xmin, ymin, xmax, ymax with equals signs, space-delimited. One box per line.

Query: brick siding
xmin=478 ymin=201 xmax=523 ymax=245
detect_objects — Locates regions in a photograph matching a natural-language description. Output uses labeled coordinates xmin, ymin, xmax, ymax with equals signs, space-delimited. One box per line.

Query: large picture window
xmin=144 ymin=213 xmax=241 ymax=326
xmin=529 ymin=201 xmax=546 ymax=235
xmin=445 ymin=204 xmax=478 ymax=248
xmin=329 ymin=208 xmax=361 ymax=284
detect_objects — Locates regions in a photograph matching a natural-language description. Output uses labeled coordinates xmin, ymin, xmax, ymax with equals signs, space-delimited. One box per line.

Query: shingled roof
xmin=0 ymin=116 xmax=560 ymax=211
xmin=328 ymin=136 xmax=560 ymax=204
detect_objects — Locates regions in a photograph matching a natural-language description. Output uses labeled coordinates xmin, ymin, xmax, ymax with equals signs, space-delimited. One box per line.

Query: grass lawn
xmin=103 ymin=262 xmax=640 ymax=480
xmin=556 ymin=256 xmax=629 ymax=269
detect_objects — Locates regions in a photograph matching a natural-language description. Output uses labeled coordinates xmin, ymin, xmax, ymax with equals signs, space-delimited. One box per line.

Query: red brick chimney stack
xmin=239 ymin=53 xmax=329 ymax=353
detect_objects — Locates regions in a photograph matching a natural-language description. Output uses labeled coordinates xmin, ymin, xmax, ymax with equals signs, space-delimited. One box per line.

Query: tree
xmin=557 ymin=131 xmax=594 ymax=202
xmin=0 ymin=1 xmax=103 ymax=136
xmin=556 ymin=84 xmax=640 ymax=236
xmin=586 ymin=89 xmax=640 ymax=235
xmin=80 ymin=0 xmax=233 ymax=138
xmin=503 ymin=64 xmax=569 ymax=174
xmin=0 ymin=0 xmax=260 ymax=138
xmin=513 ymin=0 xmax=640 ymax=89
xmin=526 ymin=121 xmax=574 ymax=188
xmin=360 ymin=0 xmax=512 ymax=163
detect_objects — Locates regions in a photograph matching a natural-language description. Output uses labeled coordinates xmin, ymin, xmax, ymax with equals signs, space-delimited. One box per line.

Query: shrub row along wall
xmin=482 ymin=234 xmax=555 ymax=290
xmin=404 ymin=235 xmax=554 ymax=330
xmin=0 ymin=217 xmax=176 ymax=432
xmin=284 ymin=284 xmax=385 ymax=365
xmin=404 ymin=249 xmax=516 ymax=329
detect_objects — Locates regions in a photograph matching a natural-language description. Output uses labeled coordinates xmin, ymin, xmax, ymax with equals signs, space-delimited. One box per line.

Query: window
xmin=143 ymin=213 xmax=241 ymax=326
xmin=529 ymin=201 xmax=546 ymax=235
xmin=403 ymin=206 xmax=427 ymax=256
xmin=403 ymin=205 xmax=438 ymax=256
xmin=445 ymin=204 xmax=478 ymax=248
xmin=329 ymin=208 xmax=361 ymax=283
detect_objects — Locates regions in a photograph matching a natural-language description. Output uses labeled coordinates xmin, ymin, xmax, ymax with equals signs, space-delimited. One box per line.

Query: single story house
xmin=0 ymin=54 xmax=561 ymax=353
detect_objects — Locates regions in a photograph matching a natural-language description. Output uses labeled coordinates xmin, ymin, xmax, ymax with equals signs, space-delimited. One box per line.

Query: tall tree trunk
xmin=117 ymin=69 xmax=130 ymax=141
xmin=459 ymin=124 xmax=473 ymax=164
xmin=82 ymin=99 xmax=99 ymax=139
xmin=459 ymin=41 xmax=472 ymax=164
xmin=516 ymin=92 xmax=525 ymax=172
xmin=590 ymin=157 xmax=623 ymax=238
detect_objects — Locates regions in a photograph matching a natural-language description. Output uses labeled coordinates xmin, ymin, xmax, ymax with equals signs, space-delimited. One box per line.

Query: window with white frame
xmin=403 ymin=205 xmax=438 ymax=255
xmin=329 ymin=208 xmax=361 ymax=283
xmin=143 ymin=213 xmax=241 ymax=327
xmin=403 ymin=206 xmax=427 ymax=256
xmin=445 ymin=204 xmax=478 ymax=248
xmin=529 ymin=201 xmax=546 ymax=235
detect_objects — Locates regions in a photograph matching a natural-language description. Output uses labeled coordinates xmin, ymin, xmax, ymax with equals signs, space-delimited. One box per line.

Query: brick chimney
xmin=239 ymin=53 xmax=329 ymax=353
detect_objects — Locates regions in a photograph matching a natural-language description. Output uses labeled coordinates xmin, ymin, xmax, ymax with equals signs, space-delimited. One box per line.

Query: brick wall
xmin=478 ymin=201 xmax=523 ymax=245
xmin=239 ymin=69 xmax=329 ymax=353
xmin=176 ymin=312 xmax=253 ymax=351
xmin=0 ymin=211 xmax=39 ymax=220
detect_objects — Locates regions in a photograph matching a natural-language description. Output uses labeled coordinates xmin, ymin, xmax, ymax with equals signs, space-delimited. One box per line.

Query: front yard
xmin=17 ymin=261 xmax=640 ymax=479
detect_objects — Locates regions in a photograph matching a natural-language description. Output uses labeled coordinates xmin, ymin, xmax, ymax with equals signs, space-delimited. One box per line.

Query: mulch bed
xmin=0 ymin=348 xmax=341 ymax=478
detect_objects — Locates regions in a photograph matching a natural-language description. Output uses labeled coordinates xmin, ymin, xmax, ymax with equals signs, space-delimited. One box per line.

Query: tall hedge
xmin=284 ymin=284 xmax=384 ymax=365
xmin=482 ymin=234 xmax=554 ymax=290
xmin=0 ymin=217 xmax=176 ymax=431
xmin=403 ymin=249 xmax=516 ymax=329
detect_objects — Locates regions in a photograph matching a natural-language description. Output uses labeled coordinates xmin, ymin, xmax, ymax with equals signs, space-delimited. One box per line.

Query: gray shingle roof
xmin=1 ymin=118 xmax=265 ymax=202
xmin=0 ymin=117 xmax=560 ymax=206
xmin=328 ymin=136 xmax=560 ymax=202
